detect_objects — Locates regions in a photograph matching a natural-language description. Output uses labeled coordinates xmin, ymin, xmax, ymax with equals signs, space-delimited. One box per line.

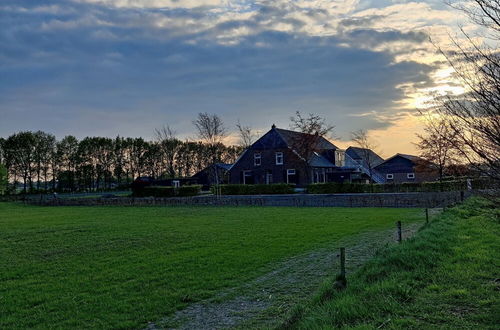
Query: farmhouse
xmin=374 ymin=153 xmax=438 ymax=183
xmin=228 ymin=125 xmax=385 ymax=186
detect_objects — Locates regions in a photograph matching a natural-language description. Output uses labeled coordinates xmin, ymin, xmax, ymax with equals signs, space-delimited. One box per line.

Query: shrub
xmin=307 ymin=179 xmax=491 ymax=194
xmin=133 ymin=185 xmax=201 ymax=197
xmin=177 ymin=185 xmax=202 ymax=197
xmin=214 ymin=184 xmax=295 ymax=195
xmin=307 ymin=183 xmax=368 ymax=194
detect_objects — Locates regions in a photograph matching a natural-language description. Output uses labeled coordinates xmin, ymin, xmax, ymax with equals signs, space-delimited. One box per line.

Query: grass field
xmin=286 ymin=198 xmax=500 ymax=329
xmin=0 ymin=203 xmax=423 ymax=329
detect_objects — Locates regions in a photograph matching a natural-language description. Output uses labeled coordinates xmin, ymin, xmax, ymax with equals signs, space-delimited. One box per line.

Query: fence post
xmin=460 ymin=191 xmax=464 ymax=202
xmin=333 ymin=247 xmax=347 ymax=290
xmin=397 ymin=221 xmax=402 ymax=243
xmin=425 ymin=208 xmax=429 ymax=223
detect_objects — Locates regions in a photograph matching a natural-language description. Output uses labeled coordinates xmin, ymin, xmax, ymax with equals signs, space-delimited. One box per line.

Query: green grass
xmin=0 ymin=203 xmax=423 ymax=329
xmin=286 ymin=198 xmax=500 ymax=329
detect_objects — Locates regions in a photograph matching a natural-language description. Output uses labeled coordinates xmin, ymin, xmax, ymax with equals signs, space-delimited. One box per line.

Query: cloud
xmin=74 ymin=0 xmax=231 ymax=9
xmin=0 ymin=0 xmax=465 ymax=146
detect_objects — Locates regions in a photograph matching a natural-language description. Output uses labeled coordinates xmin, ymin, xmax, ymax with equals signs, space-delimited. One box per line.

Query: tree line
xmin=0 ymin=114 xmax=244 ymax=193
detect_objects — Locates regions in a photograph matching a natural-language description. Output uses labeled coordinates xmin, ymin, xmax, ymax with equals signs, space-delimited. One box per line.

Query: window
xmin=313 ymin=168 xmax=326 ymax=183
xmin=275 ymin=152 xmax=283 ymax=165
xmin=386 ymin=173 xmax=394 ymax=180
xmin=254 ymin=153 xmax=261 ymax=166
xmin=407 ymin=173 xmax=415 ymax=179
xmin=335 ymin=150 xmax=345 ymax=167
xmin=172 ymin=180 xmax=180 ymax=188
xmin=265 ymin=170 xmax=273 ymax=184
xmin=286 ymin=169 xmax=297 ymax=184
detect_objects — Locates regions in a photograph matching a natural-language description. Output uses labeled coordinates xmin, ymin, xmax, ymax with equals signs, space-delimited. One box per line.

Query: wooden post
xmin=340 ymin=247 xmax=346 ymax=278
xmin=333 ymin=247 xmax=347 ymax=290
xmin=397 ymin=221 xmax=402 ymax=243
xmin=425 ymin=208 xmax=429 ymax=223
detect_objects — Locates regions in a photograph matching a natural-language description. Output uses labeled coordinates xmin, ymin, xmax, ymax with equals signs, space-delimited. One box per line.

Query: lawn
xmin=286 ymin=197 xmax=500 ymax=329
xmin=0 ymin=203 xmax=423 ymax=329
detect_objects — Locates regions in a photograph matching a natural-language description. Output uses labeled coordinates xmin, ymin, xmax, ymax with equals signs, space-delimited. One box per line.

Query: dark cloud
xmin=338 ymin=15 xmax=387 ymax=28
xmin=0 ymin=0 xmax=437 ymax=140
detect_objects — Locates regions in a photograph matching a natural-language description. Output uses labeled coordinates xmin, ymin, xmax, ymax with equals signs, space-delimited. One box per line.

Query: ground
xmin=0 ymin=203 xmax=424 ymax=329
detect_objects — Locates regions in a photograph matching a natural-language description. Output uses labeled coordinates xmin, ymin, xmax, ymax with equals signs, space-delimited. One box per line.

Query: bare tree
xmin=289 ymin=111 xmax=335 ymax=183
xmin=155 ymin=125 xmax=181 ymax=178
xmin=193 ymin=112 xmax=227 ymax=145
xmin=350 ymin=129 xmax=381 ymax=184
xmin=193 ymin=113 xmax=227 ymax=194
xmin=432 ymin=0 xmax=500 ymax=182
xmin=236 ymin=120 xmax=255 ymax=148
xmin=415 ymin=116 xmax=463 ymax=181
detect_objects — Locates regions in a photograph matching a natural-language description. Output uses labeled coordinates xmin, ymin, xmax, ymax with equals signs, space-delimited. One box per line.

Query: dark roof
xmin=192 ymin=163 xmax=232 ymax=177
xmin=346 ymin=147 xmax=384 ymax=167
xmin=275 ymin=128 xmax=338 ymax=150
xmin=396 ymin=153 xmax=422 ymax=162
xmin=215 ymin=163 xmax=232 ymax=170
xmin=374 ymin=153 xmax=423 ymax=168
xmin=251 ymin=126 xmax=337 ymax=151
xmin=309 ymin=152 xmax=336 ymax=167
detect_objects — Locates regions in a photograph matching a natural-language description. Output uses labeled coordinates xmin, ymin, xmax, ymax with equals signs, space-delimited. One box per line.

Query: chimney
xmin=271 ymin=124 xmax=276 ymax=129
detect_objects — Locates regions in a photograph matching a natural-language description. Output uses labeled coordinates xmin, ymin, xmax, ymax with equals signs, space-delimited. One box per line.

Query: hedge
xmin=133 ymin=185 xmax=201 ymax=197
xmin=307 ymin=179 xmax=492 ymax=194
xmin=214 ymin=184 xmax=295 ymax=195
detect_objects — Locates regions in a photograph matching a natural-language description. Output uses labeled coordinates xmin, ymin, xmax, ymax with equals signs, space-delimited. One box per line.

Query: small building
xmin=191 ymin=163 xmax=232 ymax=190
xmin=374 ymin=153 xmax=438 ymax=183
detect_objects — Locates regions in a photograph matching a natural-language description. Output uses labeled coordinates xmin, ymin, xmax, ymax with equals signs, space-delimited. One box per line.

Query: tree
xmin=4 ymin=132 xmax=36 ymax=192
xmin=193 ymin=112 xmax=227 ymax=145
xmin=193 ymin=113 xmax=227 ymax=191
xmin=113 ymin=136 xmax=126 ymax=186
xmin=57 ymin=136 xmax=79 ymax=191
xmin=0 ymin=137 xmax=5 ymax=165
xmin=350 ymin=129 xmax=381 ymax=184
xmin=415 ymin=117 xmax=463 ymax=181
xmin=236 ymin=120 xmax=255 ymax=148
xmin=129 ymin=138 xmax=148 ymax=180
xmin=289 ymin=111 xmax=335 ymax=183
xmin=0 ymin=163 xmax=7 ymax=195
xmin=155 ymin=125 xmax=181 ymax=178
xmin=432 ymin=0 xmax=500 ymax=181
xmin=33 ymin=131 xmax=56 ymax=191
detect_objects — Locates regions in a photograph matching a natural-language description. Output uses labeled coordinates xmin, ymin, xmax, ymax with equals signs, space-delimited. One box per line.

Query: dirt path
xmin=146 ymin=221 xmax=424 ymax=330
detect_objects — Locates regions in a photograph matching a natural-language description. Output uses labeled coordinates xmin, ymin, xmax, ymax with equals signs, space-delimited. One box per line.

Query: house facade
xmin=374 ymin=153 xmax=438 ymax=183
xmin=228 ymin=125 xmax=383 ymax=186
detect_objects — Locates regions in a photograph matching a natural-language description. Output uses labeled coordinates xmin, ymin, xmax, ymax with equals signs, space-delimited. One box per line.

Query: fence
xmin=25 ymin=191 xmax=470 ymax=208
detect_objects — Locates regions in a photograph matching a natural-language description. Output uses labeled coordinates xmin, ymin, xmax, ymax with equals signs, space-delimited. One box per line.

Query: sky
xmin=0 ymin=0 xmax=478 ymax=156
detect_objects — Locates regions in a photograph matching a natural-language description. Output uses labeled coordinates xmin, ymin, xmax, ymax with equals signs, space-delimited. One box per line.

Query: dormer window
xmin=335 ymin=150 xmax=345 ymax=167
xmin=254 ymin=153 xmax=261 ymax=166
xmin=275 ymin=152 xmax=283 ymax=165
